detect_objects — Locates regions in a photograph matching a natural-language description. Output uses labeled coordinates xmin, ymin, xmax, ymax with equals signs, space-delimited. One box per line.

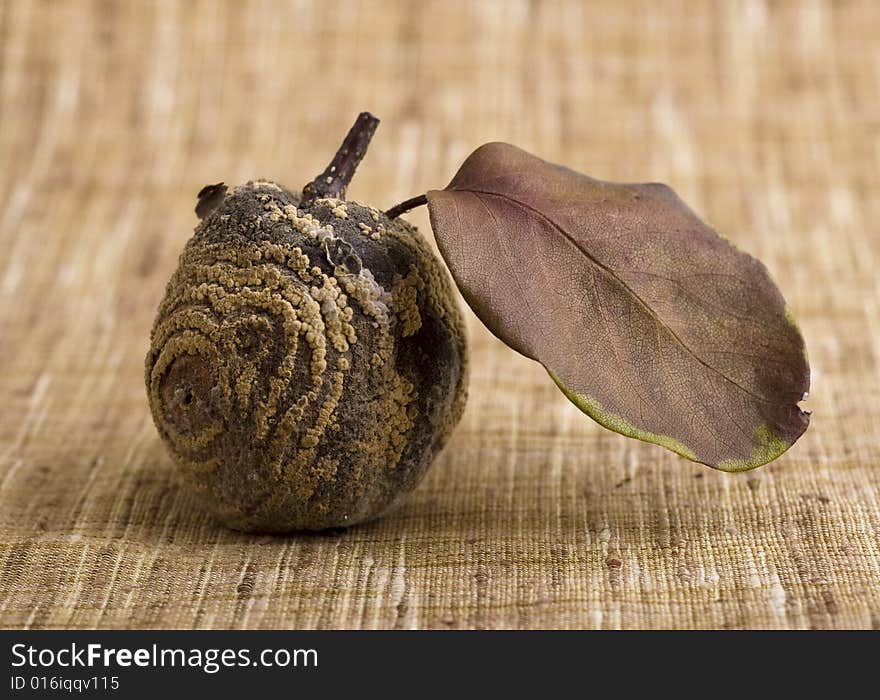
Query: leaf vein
xmin=469 ymin=190 xmax=783 ymax=408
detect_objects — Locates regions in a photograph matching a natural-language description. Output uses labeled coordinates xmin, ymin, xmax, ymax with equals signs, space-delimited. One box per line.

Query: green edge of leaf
xmin=714 ymin=425 xmax=793 ymax=473
xmin=546 ymin=369 xmax=698 ymax=462
xmin=546 ymin=369 xmax=793 ymax=472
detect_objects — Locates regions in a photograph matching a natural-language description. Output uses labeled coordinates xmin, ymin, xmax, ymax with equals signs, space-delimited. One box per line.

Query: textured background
xmin=1 ymin=0 xmax=879 ymax=629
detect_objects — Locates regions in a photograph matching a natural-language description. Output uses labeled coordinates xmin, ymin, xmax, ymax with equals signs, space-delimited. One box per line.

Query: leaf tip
xmin=548 ymin=369 xmax=808 ymax=472
xmin=714 ymin=424 xmax=797 ymax=473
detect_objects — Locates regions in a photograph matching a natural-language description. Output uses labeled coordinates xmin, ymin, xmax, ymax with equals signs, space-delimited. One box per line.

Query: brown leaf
xmin=427 ymin=143 xmax=810 ymax=470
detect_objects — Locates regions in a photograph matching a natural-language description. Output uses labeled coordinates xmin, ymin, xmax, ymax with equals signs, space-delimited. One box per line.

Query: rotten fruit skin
xmin=145 ymin=181 xmax=468 ymax=532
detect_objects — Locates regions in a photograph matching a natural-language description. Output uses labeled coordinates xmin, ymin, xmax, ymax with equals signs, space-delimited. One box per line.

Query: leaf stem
xmin=385 ymin=193 xmax=428 ymax=219
xmin=301 ymin=112 xmax=380 ymax=206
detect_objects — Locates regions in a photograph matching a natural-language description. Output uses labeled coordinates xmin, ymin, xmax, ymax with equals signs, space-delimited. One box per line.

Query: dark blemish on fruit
xmin=195 ymin=182 xmax=227 ymax=219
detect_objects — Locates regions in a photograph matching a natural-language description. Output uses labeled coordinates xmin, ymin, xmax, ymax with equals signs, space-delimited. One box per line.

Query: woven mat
xmin=1 ymin=0 xmax=878 ymax=630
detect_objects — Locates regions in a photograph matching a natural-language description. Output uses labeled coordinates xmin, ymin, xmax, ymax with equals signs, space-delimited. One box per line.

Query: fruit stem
xmin=301 ymin=112 xmax=380 ymax=206
xmin=386 ymin=193 xmax=428 ymax=219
